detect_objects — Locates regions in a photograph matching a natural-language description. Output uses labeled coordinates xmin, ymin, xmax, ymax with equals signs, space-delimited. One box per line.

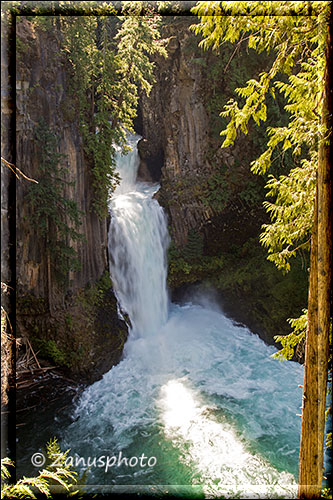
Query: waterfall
xmin=55 ymin=133 xmax=304 ymax=497
xmin=108 ymin=134 xmax=169 ymax=337
xmin=16 ymin=136 xmax=330 ymax=497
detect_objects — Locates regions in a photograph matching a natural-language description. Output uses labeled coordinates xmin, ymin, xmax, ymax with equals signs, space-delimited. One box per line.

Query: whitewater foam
xmin=62 ymin=133 xmax=303 ymax=498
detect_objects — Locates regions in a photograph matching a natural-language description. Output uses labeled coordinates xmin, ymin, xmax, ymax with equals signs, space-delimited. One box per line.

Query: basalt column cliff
xmin=137 ymin=18 xmax=308 ymax=348
xmin=14 ymin=19 xmax=127 ymax=383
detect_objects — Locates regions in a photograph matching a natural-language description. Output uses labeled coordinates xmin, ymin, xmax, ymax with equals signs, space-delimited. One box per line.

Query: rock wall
xmin=16 ymin=19 xmax=108 ymax=299
xmin=14 ymin=18 xmax=127 ymax=382
xmin=138 ymin=19 xmax=213 ymax=246
xmin=138 ymin=18 xmax=265 ymax=248
xmin=137 ymin=17 xmax=308 ymax=349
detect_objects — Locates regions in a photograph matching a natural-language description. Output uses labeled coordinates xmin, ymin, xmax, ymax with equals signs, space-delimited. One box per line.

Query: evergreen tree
xmin=60 ymin=1 xmax=167 ymax=217
xmin=192 ymin=2 xmax=332 ymax=497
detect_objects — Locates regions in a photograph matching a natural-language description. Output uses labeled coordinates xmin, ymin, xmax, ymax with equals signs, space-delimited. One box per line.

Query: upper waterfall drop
xmin=108 ymin=133 xmax=169 ymax=338
xmin=57 ymin=133 xmax=303 ymax=496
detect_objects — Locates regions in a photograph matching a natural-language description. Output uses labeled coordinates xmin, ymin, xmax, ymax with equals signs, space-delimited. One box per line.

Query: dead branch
xmin=26 ymin=338 xmax=41 ymax=369
xmin=1 ymin=156 xmax=38 ymax=183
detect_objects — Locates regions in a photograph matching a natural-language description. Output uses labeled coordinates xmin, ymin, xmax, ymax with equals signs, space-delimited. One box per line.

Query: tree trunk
xmin=298 ymin=6 xmax=332 ymax=498
xmin=46 ymin=217 xmax=54 ymax=316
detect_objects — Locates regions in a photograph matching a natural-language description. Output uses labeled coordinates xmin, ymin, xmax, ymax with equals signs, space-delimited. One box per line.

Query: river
xmin=17 ymin=133 xmax=304 ymax=498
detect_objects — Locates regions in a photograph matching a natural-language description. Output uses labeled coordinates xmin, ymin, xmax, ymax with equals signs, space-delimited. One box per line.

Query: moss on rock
xmin=17 ymin=270 xmax=128 ymax=384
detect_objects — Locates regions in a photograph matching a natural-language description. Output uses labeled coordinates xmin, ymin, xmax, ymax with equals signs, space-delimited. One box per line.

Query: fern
xmin=1 ymin=439 xmax=78 ymax=499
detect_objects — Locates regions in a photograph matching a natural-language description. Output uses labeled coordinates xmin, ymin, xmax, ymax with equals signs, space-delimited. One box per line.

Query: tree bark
xmin=46 ymin=217 xmax=54 ymax=316
xmin=298 ymin=5 xmax=332 ymax=498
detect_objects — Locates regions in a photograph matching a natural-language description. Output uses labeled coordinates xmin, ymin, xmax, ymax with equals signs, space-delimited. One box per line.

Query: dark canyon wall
xmin=138 ymin=17 xmax=308 ymax=350
xmin=138 ymin=18 xmax=266 ymax=247
xmin=7 ymin=16 xmax=308 ymax=388
xmin=16 ymin=20 xmax=108 ymax=296
xmin=14 ymin=19 xmax=127 ymax=383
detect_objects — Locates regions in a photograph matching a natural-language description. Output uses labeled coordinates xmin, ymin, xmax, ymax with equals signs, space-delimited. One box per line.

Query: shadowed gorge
xmin=1 ymin=2 xmax=331 ymax=499
xmin=10 ymin=12 xmax=308 ymax=383
xmin=16 ymin=134 xmax=303 ymax=498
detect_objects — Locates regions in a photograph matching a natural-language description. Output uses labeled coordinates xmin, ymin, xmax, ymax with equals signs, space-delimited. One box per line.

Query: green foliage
xmin=60 ymin=3 xmax=167 ymax=218
xmin=34 ymin=339 xmax=69 ymax=367
xmin=184 ymin=229 xmax=204 ymax=260
xmin=201 ymin=167 xmax=264 ymax=213
xmin=1 ymin=457 xmax=13 ymax=482
xmin=273 ymin=309 xmax=307 ymax=361
xmin=210 ymin=238 xmax=308 ymax=342
xmin=169 ymin=255 xmax=192 ymax=277
xmin=199 ymin=37 xmax=277 ymax=143
xmin=322 ymin=487 xmax=333 ymax=499
xmin=16 ymin=33 xmax=28 ymax=54
xmin=239 ymin=180 xmax=262 ymax=207
xmin=202 ymin=170 xmax=230 ymax=212
xmin=96 ymin=269 xmax=112 ymax=292
xmin=77 ymin=270 xmax=112 ymax=309
xmin=168 ymin=239 xmax=224 ymax=288
xmin=1 ymin=438 xmax=77 ymax=498
xmin=168 ymin=240 xmax=190 ymax=278
xmin=116 ymin=2 xmax=167 ymax=120
xmin=29 ymin=15 xmax=55 ymax=31
xmin=60 ymin=15 xmax=117 ymax=218
xmin=260 ymin=160 xmax=316 ymax=272
xmin=16 ymin=295 xmax=48 ymax=315
xmin=65 ymin=313 xmax=73 ymax=331
xmin=26 ymin=120 xmax=83 ymax=285
xmin=191 ymin=0 xmax=329 ymax=272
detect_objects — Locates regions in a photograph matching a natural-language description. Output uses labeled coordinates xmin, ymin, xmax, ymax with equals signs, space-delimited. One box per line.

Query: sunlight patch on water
xmin=159 ymin=378 xmax=298 ymax=499
xmin=57 ymin=134 xmax=303 ymax=497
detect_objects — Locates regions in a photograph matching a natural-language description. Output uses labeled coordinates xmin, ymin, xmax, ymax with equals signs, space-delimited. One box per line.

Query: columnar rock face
xmin=13 ymin=19 xmax=127 ymax=383
xmin=138 ymin=18 xmax=263 ymax=248
xmin=139 ymin=20 xmax=214 ymax=246
xmin=137 ymin=18 xmax=308 ymax=350
xmin=15 ymin=19 xmax=108 ymax=302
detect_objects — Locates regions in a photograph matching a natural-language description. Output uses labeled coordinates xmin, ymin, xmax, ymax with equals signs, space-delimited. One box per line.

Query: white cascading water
xmin=108 ymin=134 xmax=169 ymax=337
xmin=60 ymin=133 xmax=305 ymax=498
